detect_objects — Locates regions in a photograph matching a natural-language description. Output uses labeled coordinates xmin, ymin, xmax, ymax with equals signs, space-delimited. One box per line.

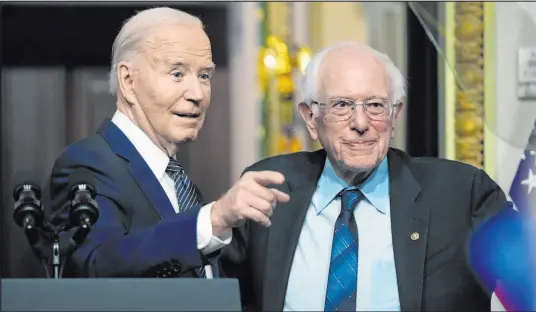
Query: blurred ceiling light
xmin=263 ymin=53 xmax=277 ymax=70
xmin=265 ymin=35 xmax=292 ymax=75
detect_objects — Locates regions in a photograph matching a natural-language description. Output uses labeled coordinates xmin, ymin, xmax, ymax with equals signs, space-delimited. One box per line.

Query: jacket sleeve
xmin=468 ymin=169 xmax=535 ymax=310
xmin=467 ymin=169 xmax=508 ymax=295
xmin=48 ymin=146 xmax=205 ymax=277
xmin=219 ymin=165 xmax=257 ymax=310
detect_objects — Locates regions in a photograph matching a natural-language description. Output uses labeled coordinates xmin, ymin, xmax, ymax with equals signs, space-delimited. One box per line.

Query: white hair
xmin=108 ymin=7 xmax=202 ymax=94
xmin=301 ymin=41 xmax=406 ymax=108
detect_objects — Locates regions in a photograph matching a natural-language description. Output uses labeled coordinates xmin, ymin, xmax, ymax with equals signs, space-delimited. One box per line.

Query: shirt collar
xmin=313 ymin=156 xmax=390 ymax=214
xmin=111 ymin=110 xmax=170 ymax=180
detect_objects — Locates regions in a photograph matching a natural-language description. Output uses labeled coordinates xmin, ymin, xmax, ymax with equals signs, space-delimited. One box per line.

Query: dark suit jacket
xmin=47 ymin=119 xmax=209 ymax=277
xmin=221 ymin=148 xmax=507 ymax=311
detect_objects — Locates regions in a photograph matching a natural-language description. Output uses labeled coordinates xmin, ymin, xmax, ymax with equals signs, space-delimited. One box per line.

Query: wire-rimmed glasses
xmin=311 ymin=98 xmax=399 ymax=122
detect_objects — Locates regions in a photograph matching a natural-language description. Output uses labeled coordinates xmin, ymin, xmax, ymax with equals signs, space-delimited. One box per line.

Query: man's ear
xmin=390 ymin=102 xmax=404 ymax=138
xmin=394 ymin=102 xmax=404 ymax=119
xmin=298 ymin=102 xmax=318 ymax=141
xmin=117 ymin=61 xmax=137 ymax=105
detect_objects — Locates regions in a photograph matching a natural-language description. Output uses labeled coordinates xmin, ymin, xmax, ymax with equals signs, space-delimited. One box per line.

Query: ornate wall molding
xmin=454 ymin=2 xmax=485 ymax=169
xmin=483 ymin=3 xmax=496 ymax=179
xmin=444 ymin=1 xmax=496 ymax=174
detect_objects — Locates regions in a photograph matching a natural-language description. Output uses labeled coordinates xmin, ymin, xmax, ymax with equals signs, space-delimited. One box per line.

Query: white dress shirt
xmin=284 ymin=157 xmax=400 ymax=311
xmin=111 ymin=110 xmax=232 ymax=277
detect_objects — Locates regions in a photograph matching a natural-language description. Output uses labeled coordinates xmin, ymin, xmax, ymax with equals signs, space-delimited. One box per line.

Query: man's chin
xmin=170 ymin=128 xmax=200 ymax=145
xmin=174 ymin=135 xmax=197 ymax=144
xmin=343 ymin=155 xmax=380 ymax=172
xmin=175 ymin=138 xmax=194 ymax=145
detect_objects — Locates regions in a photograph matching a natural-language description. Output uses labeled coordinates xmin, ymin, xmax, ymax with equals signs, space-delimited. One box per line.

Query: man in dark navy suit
xmin=47 ymin=7 xmax=289 ymax=278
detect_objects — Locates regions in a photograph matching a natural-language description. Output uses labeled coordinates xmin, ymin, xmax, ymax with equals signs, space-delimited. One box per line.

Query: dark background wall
xmin=2 ymin=2 xmax=229 ymax=67
xmin=405 ymin=2 xmax=439 ymax=158
xmin=1 ymin=2 xmax=230 ymax=278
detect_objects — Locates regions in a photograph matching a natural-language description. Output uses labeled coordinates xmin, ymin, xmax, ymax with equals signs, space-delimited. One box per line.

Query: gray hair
xmin=108 ymin=7 xmax=202 ymax=95
xmin=301 ymin=41 xmax=406 ymax=107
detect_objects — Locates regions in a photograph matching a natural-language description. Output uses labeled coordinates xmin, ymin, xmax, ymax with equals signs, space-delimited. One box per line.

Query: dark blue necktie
xmin=324 ymin=188 xmax=362 ymax=311
xmin=166 ymin=158 xmax=203 ymax=213
xmin=166 ymin=158 xmax=206 ymax=278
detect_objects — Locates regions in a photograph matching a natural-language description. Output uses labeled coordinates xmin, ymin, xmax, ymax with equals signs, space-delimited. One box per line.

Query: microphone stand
xmin=41 ymin=222 xmax=63 ymax=279
xmin=58 ymin=216 xmax=94 ymax=278
xmin=52 ymin=232 xmax=61 ymax=279
xmin=42 ymin=200 xmax=71 ymax=279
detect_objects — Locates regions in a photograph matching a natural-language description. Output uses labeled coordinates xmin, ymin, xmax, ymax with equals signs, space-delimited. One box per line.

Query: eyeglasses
xmin=311 ymin=98 xmax=398 ymax=122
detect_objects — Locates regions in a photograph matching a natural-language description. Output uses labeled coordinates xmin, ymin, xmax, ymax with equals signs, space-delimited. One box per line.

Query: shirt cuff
xmin=197 ymin=201 xmax=233 ymax=254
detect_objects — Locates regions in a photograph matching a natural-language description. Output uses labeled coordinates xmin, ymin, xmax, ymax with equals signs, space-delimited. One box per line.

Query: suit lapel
xmin=127 ymin=158 xmax=176 ymax=218
xmin=387 ymin=149 xmax=430 ymax=311
xmin=263 ymin=150 xmax=327 ymax=311
xmin=97 ymin=119 xmax=176 ymax=219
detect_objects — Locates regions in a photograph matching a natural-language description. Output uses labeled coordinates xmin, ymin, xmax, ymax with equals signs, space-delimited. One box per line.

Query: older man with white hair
xmin=220 ymin=42 xmax=508 ymax=311
xmin=47 ymin=7 xmax=289 ymax=278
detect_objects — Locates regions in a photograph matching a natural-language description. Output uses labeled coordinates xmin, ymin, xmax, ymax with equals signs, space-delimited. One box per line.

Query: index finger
xmin=246 ymin=170 xmax=286 ymax=186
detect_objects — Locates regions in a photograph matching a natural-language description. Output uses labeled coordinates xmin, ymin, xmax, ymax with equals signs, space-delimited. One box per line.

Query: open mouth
xmin=173 ymin=112 xmax=200 ymax=119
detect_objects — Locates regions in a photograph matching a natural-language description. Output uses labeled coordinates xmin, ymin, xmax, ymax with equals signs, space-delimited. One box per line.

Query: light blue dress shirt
xmin=283 ymin=156 xmax=401 ymax=311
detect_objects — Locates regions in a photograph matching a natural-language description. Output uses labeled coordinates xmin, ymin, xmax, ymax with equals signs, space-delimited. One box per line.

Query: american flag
xmin=509 ymin=121 xmax=536 ymax=213
xmin=470 ymin=121 xmax=536 ymax=311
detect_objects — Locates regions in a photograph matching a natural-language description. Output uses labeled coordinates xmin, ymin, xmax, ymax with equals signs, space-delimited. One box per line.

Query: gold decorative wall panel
xmin=259 ymin=2 xmax=294 ymax=157
xmin=451 ymin=2 xmax=486 ymax=169
xmin=259 ymin=3 xmax=312 ymax=157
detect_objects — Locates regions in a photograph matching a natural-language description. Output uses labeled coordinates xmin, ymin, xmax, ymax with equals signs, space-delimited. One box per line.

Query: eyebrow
xmin=364 ymin=96 xmax=389 ymax=101
xmin=202 ymin=64 xmax=216 ymax=73
xmin=328 ymin=95 xmax=389 ymax=101
xmin=167 ymin=61 xmax=216 ymax=72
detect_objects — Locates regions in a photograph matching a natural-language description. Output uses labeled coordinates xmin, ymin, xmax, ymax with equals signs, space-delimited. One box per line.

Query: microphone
xmin=12 ymin=171 xmax=44 ymax=246
xmin=58 ymin=168 xmax=99 ymax=278
xmin=11 ymin=171 xmax=54 ymax=278
xmin=67 ymin=168 xmax=99 ymax=248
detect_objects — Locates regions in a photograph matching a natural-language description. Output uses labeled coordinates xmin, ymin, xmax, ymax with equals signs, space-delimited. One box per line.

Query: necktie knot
xmin=166 ymin=158 xmax=183 ymax=175
xmin=340 ymin=188 xmax=362 ymax=212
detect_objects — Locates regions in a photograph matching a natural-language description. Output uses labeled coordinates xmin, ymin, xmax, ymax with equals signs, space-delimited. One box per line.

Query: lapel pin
xmin=410 ymin=232 xmax=420 ymax=241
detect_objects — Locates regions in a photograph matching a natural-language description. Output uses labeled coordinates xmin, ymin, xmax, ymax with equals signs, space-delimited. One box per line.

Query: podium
xmin=1 ymin=278 xmax=242 ymax=311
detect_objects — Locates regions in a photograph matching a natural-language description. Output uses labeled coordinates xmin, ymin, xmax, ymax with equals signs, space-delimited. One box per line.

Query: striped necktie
xmin=165 ymin=157 xmax=206 ymax=277
xmin=165 ymin=158 xmax=203 ymax=213
xmin=324 ymin=188 xmax=362 ymax=311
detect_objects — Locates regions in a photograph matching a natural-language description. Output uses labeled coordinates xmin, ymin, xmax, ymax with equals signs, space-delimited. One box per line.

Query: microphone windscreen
xmin=12 ymin=170 xmax=41 ymax=200
xmin=68 ymin=168 xmax=96 ymax=193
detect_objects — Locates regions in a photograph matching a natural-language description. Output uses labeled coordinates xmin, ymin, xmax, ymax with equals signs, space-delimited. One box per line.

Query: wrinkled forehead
xmin=317 ymin=48 xmax=389 ymax=101
xmin=141 ymin=23 xmax=213 ymax=67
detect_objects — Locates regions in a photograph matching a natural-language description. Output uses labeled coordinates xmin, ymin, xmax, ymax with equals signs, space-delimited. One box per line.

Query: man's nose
xmin=185 ymin=76 xmax=204 ymax=104
xmin=350 ymin=106 xmax=369 ymax=135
